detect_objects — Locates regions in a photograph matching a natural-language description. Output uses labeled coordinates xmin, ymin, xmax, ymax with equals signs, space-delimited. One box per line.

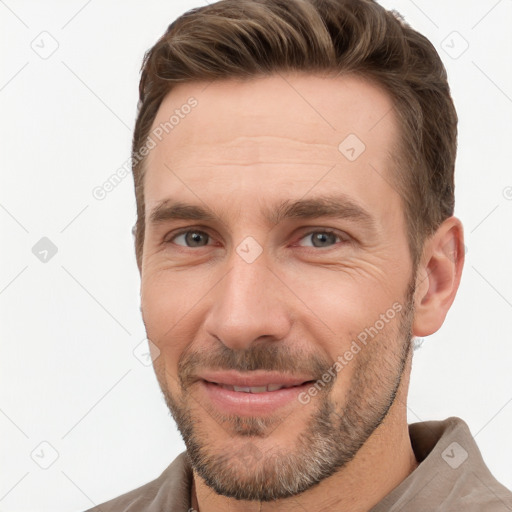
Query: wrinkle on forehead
xmin=144 ymin=73 xmax=404 ymax=242
xmin=147 ymin=72 xmax=397 ymax=170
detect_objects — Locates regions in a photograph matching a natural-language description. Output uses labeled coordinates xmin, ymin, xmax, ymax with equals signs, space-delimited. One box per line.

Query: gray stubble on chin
xmin=156 ymin=287 xmax=415 ymax=501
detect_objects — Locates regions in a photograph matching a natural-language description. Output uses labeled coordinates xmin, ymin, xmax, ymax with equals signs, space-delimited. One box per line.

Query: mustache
xmin=179 ymin=342 xmax=333 ymax=388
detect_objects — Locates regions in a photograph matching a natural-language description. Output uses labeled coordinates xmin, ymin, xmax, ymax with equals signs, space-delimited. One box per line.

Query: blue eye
xmin=171 ymin=230 xmax=211 ymax=247
xmin=297 ymin=230 xmax=343 ymax=248
xmin=165 ymin=228 xmax=347 ymax=250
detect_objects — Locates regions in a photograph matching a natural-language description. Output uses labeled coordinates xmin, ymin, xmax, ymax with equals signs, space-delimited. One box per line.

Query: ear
xmin=412 ymin=216 xmax=465 ymax=337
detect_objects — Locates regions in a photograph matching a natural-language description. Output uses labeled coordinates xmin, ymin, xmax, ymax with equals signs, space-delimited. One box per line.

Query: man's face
xmin=140 ymin=73 xmax=416 ymax=500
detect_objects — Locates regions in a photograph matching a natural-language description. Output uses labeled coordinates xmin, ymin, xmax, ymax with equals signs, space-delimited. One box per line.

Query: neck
xmin=192 ymin=356 xmax=418 ymax=512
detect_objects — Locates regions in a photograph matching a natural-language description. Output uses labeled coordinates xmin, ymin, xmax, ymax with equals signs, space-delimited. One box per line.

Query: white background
xmin=1 ymin=1 xmax=511 ymax=510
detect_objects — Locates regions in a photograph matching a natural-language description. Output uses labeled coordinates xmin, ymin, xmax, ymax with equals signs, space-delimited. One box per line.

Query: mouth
xmin=196 ymin=371 xmax=317 ymax=416
xmin=209 ymin=382 xmax=308 ymax=393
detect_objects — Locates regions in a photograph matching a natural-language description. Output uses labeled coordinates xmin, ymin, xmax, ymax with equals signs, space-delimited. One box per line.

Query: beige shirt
xmin=86 ymin=417 xmax=512 ymax=511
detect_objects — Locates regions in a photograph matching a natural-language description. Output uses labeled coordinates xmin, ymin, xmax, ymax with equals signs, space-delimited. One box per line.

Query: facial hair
xmin=152 ymin=278 xmax=416 ymax=501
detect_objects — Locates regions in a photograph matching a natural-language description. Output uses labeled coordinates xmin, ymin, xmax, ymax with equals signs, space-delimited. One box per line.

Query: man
xmin=88 ymin=0 xmax=512 ymax=510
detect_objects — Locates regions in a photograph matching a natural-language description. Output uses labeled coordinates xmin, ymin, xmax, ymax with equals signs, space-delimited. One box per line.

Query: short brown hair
xmin=132 ymin=0 xmax=457 ymax=270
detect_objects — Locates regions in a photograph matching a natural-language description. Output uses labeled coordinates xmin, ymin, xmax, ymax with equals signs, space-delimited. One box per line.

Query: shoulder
xmin=413 ymin=417 xmax=512 ymax=510
xmin=373 ymin=417 xmax=512 ymax=512
xmin=441 ymin=473 xmax=512 ymax=511
xmin=83 ymin=452 xmax=192 ymax=512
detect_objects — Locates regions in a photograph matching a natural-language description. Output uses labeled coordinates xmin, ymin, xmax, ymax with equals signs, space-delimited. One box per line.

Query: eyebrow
xmin=265 ymin=195 xmax=375 ymax=228
xmin=148 ymin=194 xmax=375 ymax=230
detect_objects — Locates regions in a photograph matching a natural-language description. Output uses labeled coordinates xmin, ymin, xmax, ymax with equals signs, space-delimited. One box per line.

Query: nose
xmin=203 ymin=252 xmax=292 ymax=351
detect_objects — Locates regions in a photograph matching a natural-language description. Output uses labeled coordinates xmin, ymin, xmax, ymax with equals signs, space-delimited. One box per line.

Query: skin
xmin=139 ymin=73 xmax=465 ymax=511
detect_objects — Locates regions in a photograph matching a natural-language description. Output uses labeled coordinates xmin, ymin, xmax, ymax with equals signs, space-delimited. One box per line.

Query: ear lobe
xmin=412 ymin=217 xmax=465 ymax=337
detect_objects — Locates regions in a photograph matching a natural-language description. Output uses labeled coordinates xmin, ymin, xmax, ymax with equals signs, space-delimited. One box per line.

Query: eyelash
xmin=163 ymin=227 xmax=350 ymax=251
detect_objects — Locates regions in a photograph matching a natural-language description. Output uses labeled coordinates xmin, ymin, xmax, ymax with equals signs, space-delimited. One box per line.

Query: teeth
xmin=219 ymin=384 xmax=289 ymax=393
xmin=248 ymin=386 xmax=268 ymax=393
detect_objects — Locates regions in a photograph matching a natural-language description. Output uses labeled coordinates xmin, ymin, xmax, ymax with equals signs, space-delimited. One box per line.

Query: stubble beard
xmin=153 ymin=281 xmax=416 ymax=501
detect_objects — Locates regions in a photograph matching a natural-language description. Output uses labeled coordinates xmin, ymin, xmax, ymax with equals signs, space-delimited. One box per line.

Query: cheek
xmin=141 ymin=269 xmax=204 ymax=333
xmin=282 ymin=263 xmax=402 ymax=334
xmin=141 ymin=273 xmax=205 ymax=377
xmin=282 ymin=264 xmax=408 ymax=392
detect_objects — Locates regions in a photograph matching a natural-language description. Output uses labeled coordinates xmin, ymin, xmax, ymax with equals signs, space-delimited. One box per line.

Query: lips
xmin=199 ymin=370 xmax=313 ymax=390
xmin=196 ymin=371 xmax=316 ymax=416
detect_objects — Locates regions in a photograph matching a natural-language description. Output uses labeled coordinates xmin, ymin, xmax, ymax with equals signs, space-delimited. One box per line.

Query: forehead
xmin=143 ymin=73 xmax=401 ymax=222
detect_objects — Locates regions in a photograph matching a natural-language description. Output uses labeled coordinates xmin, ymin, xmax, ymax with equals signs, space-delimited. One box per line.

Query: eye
xmin=296 ymin=230 xmax=346 ymax=249
xmin=168 ymin=229 xmax=212 ymax=247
